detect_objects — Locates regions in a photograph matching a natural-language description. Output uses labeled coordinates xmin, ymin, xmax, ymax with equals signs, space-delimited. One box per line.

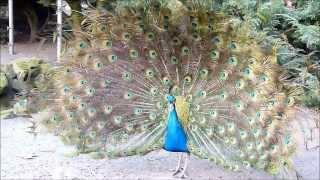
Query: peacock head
xmin=167 ymin=94 xmax=176 ymax=104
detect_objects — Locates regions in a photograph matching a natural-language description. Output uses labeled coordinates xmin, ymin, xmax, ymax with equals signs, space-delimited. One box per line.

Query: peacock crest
xmin=32 ymin=0 xmax=301 ymax=176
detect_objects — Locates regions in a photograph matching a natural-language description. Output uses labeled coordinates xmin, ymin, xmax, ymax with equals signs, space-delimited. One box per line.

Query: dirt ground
xmin=1 ymin=43 xmax=320 ymax=179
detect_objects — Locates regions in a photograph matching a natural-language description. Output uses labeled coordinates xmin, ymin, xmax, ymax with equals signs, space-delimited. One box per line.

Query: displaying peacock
xmin=29 ymin=0 xmax=307 ymax=178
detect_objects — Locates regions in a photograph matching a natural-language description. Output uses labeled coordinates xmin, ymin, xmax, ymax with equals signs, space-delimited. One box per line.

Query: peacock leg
xmin=178 ymin=153 xmax=190 ymax=178
xmin=172 ymin=153 xmax=183 ymax=176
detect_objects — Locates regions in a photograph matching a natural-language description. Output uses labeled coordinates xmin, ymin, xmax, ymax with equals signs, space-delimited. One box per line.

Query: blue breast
xmin=163 ymin=103 xmax=188 ymax=152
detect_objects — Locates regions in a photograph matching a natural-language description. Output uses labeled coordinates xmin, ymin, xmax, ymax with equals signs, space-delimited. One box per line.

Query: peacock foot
xmin=177 ymin=170 xmax=188 ymax=179
xmin=172 ymin=167 xmax=183 ymax=176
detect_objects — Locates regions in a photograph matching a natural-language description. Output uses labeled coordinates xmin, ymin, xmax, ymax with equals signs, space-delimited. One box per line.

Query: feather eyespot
xmin=219 ymin=70 xmax=228 ymax=81
xmin=150 ymin=87 xmax=158 ymax=96
xmin=183 ymin=76 xmax=192 ymax=84
xmin=145 ymin=69 xmax=155 ymax=78
xmin=122 ymin=71 xmax=132 ymax=81
xmin=162 ymin=77 xmax=171 ymax=86
xmin=104 ymin=105 xmax=113 ymax=114
xmin=124 ymin=91 xmax=133 ymax=99
xmin=210 ymin=50 xmax=219 ymax=61
xmin=149 ymin=50 xmax=157 ymax=59
xmin=200 ymin=69 xmax=209 ymax=79
xmin=228 ymin=56 xmax=238 ymax=66
xmin=122 ymin=32 xmax=131 ymax=41
xmin=108 ymin=54 xmax=118 ymax=63
xmin=129 ymin=49 xmax=139 ymax=59
xmin=181 ymin=46 xmax=190 ymax=56
xmin=170 ymin=56 xmax=179 ymax=64
xmin=146 ymin=32 xmax=155 ymax=41
xmin=172 ymin=37 xmax=181 ymax=46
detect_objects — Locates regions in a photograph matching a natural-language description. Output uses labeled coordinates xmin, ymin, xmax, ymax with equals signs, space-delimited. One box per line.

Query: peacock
xmin=29 ymin=0 xmax=308 ymax=178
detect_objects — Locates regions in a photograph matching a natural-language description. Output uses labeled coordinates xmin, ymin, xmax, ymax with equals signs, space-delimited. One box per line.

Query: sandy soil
xmin=1 ymin=43 xmax=319 ymax=179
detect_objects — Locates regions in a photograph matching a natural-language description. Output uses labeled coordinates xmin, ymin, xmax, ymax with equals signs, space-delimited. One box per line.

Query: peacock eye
xmin=86 ymin=87 xmax=95 ymax=96
xmin=150 ymin=87 xmax=158 ymax=96
xmin=183 ymin=76 xmax=192 ymax=84
xmin=243 ymin=67 xmax=252 ymax=76
xmin=146 ymin=32 xmax=155 ymax=41
xmin=170 ymin=56 xmax=179 ymax=64
xmin=104 ymin=105 xmax=113 ymax=114
xmin=113 ymin=116 xmax=123 ymax=125
xmin=249 ymin=91 xmax=257 ymax=99
xmin=100 ymin=25 xmax=107 ymax=31
xmin=191 ymin=21 xmax=198 ymax=28
xmin=172 ymin=37 xmax=180 ymax=45
xmin=122 ymin=32 xmax=131 ymax=41
xmin=63 ymin=85 xmax=70 ymax=93
xmin=134 ymin=108 xmax=143 ymax=115
xmin=228 ymin=56 xmax=238 ymax=66
xmin=219 ymin=70 xmax=228 ymax=81
xmin=129 ymin=49 xmax=139 ymax=59
xmin=259 ymin=74 xmax=268 ymax=82
xmin=105 ymin=40 xmax=112 ymax=48
xmin=199 ymin=69 xmax=208 ymax=79
xmin=101 ymin=79 xmax=111 ymax=88
xmin=122 ymin=71 xmax=132 ymax=81
xmin=79 ymin=102 xmax=87 ymax=110
xmin=149 ymin=50 xmax=157 ymax=59
xmin=198 ymin=90 xmax=207 ymax=98
xmin=181 ymin=46 xmax=190 ymax=56
xmin=108 ymin=54 xmax=118 ymax=63
xmin=219 ymin=90 xmax=228 ymax=100
xmin=210 ymin=50 xmax=219 ymax=61
xmin=192 ymin=33 xmax=200 ymax=41
xmin=94 ymin=62 xmax=103 ymax=70
xmin=211 ymin=36 xmax=221 ymax=44
xmin=229 ymin=42 xmax=237 ymax=49
xmin=235 ymin=79 xmax=244 ymax=89
xmin=209 ymin=110 xmax=217 ymax=119
xmin=145 ymin=69 xmax=155 ymax=78
xmin=234 ymin=100 xmax=244 ymax=111
xmin=51 ymin=114 xmax=61 ymax=122
xmin=124 ymin=91 xmax=133 ymax=99
xmin=67 ymin=111 xmax=75 ymax=119
xmin=79 ymin=80 xmax=87 ymax=86
xmin=79 ymin=41 xmax=87 ymax=49
xmin=162 ymin=77 xmax=171 ymax=86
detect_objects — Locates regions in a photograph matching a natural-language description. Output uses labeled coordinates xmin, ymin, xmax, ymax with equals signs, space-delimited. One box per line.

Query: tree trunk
xmin=23 ymin=5 xmax=38 ymax=43
xmin=66 ymin=0 xmax=82 ymax=30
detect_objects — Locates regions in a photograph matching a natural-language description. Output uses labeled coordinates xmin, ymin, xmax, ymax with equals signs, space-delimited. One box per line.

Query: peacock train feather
xmin=30 ymin=0 xmax=307 ymax=176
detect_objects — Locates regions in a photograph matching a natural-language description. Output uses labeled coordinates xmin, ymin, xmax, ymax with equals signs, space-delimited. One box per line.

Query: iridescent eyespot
xmin=86 ymin=87 xmax=95 ymax=96
xmin=171 ymin=85 xmax=180 ymax=95
xmin=146 ymin=32 xmax=155 ymax=41
xmin=150 ymin=87 xmax=159 ymax=96
xmin=122 ymin=71 xmax=132 ymax=81
xmin=211 ymin=37 xmax=221 ymax=44
xmin=229 ymin=42 xmax=237 ymax=49
xmin=134 ymin=108 xmax=143 ymax=115
xmin=67 ymin=111 xmax=75 ymax=119
xmin=88 ymin=107 xmax=97 ymax=117
xmin=209 ymin=110 xmax=217 ymax=119
xmin=149 ymin=50 xmax=157 ymax=59
xmin=104 ymin=105 xmax=113 ymax=114
xmin=235 ymin=79 xmax=245 ymax=89
xmin=192 ymin=33 xmax=201 ymax=41
xmin=172 ymin=37 xmax=181 ymax=45
xmin=149 ymin=112 xmax=157 ymax=120
xmin=78 ymin=102 xmax=87 ymax=110
xmin=124 ymin=91 xmax=133 ymax=99
xmin=199 ymin=69 xmax=208 ymax=79
xmin=170 ymin=56 xmax=179 ymax=64
xmin=62 ymin=85 xmax=70 ymax=94
xmin=79 ymin=79 xmax=87 ymax=86
xmin=51 ymin=114 xmax=61 ymax=122
xmin=104 ymin=40 xmax=112 ymax=48
xmin=94 ymin=61 xmax=103 ymax=70
xmin=100 ymin=25 xmax=107 ymax=31
xmin=219 ymin=90 xmax=228 ymax=100
xmin=198 ymin=90 xmax=207 ymax=98
xmin=228 ymin=56 xmax=238 ymax=66
xmin=219 ymin=70 xmax=228 ymax=81
xmin=162 ymin=77 xmax=171 ymax=86
xmin=210 ymin=50 xmax=219 ymax=61
xmin=181 ymin=46 xmax=190 ymax=56
xmin=259 ymin=74 xmax=268 ymax=82
xmin=79 ymin=41 xmax=87 ymax=49
xmin=108 ymin=54 xmax=118 ymax=63
xmin=234 ymin=100 xmax=244 ymax=111
xmin=113 ymin=116 xmax=122 ymax=125
xmin=122 ymin=32 xmax=131 ymax=41
xmin=129 ymin=49 xmax=139 ymax=59
xmin=191 ymin=21 xmax=198 ymax=28
xmin=183 ymin=76 xmax=192 ymax=84
xmin=243 ymin=67 xmax=252 ymax=77
xmin=101 ymin=79 xmax=111 ymax=88
xmin=145 ymin=69 xmax=155 ymax=78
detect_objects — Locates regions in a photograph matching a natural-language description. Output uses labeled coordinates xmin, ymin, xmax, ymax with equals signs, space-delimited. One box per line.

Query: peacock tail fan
xmin=32 ymin=0 xmax=303 ymax=176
